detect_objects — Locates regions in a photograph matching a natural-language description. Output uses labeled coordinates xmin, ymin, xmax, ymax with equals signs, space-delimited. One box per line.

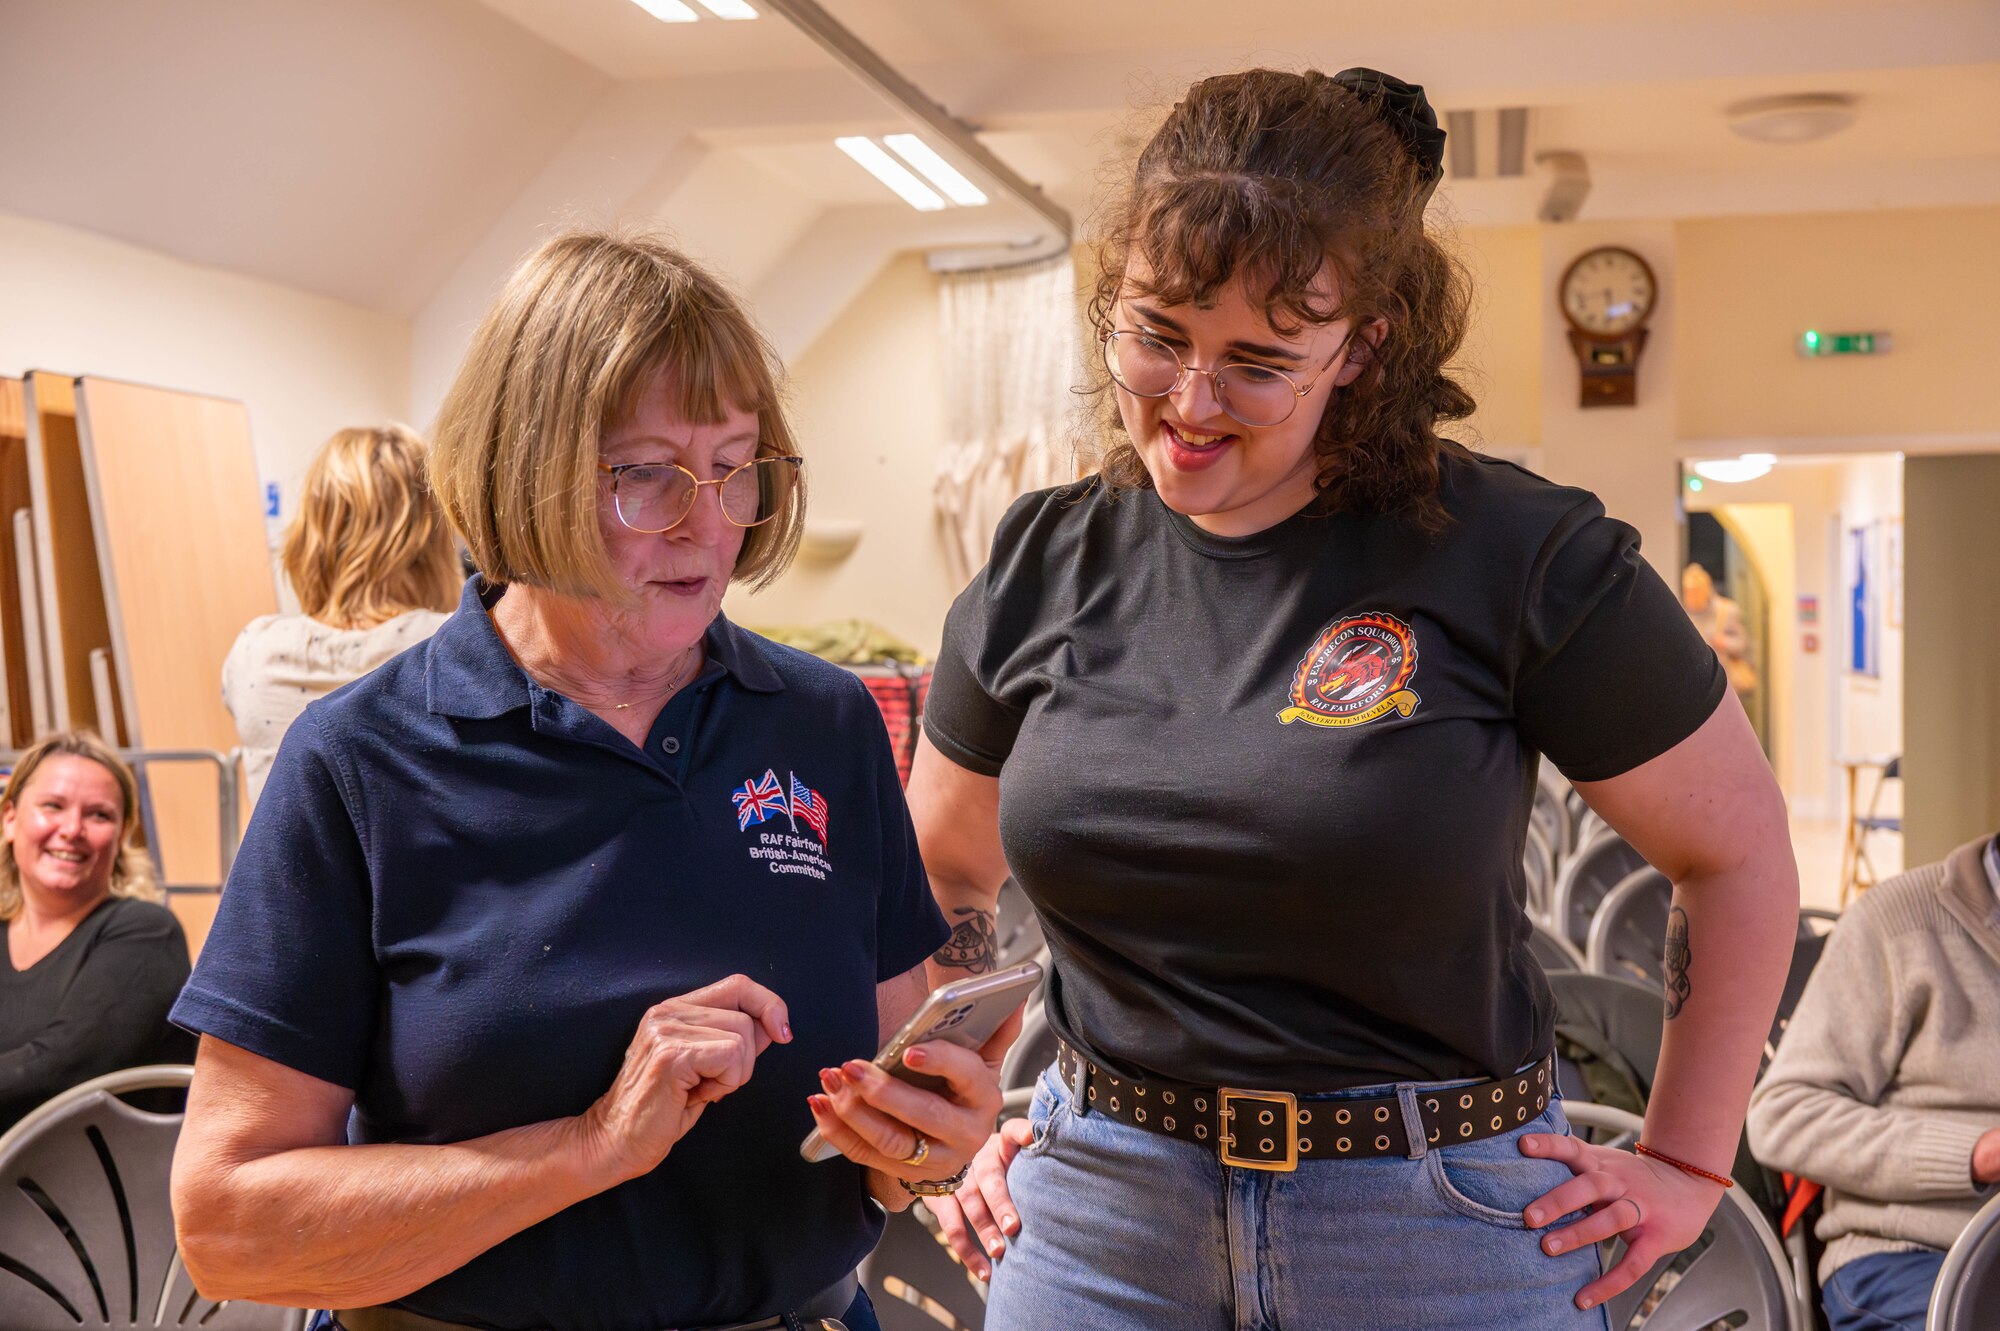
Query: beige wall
xmin=1903 ymin=453 xmax=2000 ymax=865
xmin=1677 ymin=206 xmax=2000 ymax=442
xmin=1446 ymin=224 xmax=1542 ymax=461
xmin=0 ymin=210 xmax=411 ymax=548
xmin=726 ymin=252 xmax=958 ymax=655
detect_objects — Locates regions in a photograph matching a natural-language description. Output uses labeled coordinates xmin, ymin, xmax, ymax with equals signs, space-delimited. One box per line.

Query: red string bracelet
xmin=1635 ymin=1142 xmax=1734 ymax=1188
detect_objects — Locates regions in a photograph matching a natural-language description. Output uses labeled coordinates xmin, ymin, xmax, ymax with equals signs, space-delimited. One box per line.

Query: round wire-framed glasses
xmin=597 ymin=455 xmax=803 ymax=534
xmin=1100 ymin=328 xmax=1347 ymax=428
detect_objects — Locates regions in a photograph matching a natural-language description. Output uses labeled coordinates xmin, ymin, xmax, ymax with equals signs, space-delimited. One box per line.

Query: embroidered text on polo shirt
xmin=733 ymin=766 xmax=834 ymax=878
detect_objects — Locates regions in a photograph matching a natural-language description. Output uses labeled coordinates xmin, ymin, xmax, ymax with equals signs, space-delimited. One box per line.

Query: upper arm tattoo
xmin=932 ymin=906 xmax=997 ymax=973
xmin=1663 ymin=906 xmax=1692 ymax=1019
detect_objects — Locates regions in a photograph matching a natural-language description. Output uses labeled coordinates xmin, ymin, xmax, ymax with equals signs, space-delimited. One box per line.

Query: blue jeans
xmin=985 ymin=1062 xmax=1610 ymax=1331
xmin=305 ymin=1286 xmax=880 ymax=1331
xmin=1822 ymin=1250 xmax=1946 ymax=1331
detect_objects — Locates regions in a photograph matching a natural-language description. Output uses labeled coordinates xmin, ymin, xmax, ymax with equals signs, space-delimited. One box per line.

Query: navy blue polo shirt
xmin=173 ymin=578 xmax=947 ymax=1331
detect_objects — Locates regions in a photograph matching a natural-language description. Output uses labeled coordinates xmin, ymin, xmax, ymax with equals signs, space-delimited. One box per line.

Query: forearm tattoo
xmin=933 ymin=906 xmax=997 ymax=973
xmin=1663 ymin=906 xmax=1693 ymax=1019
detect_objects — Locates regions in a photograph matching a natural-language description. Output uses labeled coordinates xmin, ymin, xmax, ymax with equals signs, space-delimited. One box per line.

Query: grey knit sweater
xmin=1746 ymin=836 xmax=2000 ymax=1283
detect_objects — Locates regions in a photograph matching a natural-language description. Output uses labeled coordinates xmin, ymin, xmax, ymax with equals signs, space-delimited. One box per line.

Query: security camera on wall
xmin=1535 ymin=150 xmax=1590 ymax=224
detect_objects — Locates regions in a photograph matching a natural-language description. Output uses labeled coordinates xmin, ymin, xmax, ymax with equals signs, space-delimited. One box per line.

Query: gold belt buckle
xmin=1217 ymin=1087 xmax=1299 ymax=1171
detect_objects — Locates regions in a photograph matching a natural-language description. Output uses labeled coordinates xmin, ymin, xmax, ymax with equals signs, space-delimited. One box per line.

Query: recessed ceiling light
xmin=1726 ymin=94 xmax=1856 ymax=145
xmin=629 ymin=0 xmax=699 ymax=20
xmin=836 ymin=137 xmax=945 ymax=212
xmin=692 ymin=0 xmax=759 ymax=17
xmin=1692 ymin=454 xmax=1778 ymax=484
xmin=883 ymin=135 xmax=988 ymax=207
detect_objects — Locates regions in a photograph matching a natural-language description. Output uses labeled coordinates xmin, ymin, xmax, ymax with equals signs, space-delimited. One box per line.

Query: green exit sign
xmin=1798 ymin=330 xmax=1891 ymax=357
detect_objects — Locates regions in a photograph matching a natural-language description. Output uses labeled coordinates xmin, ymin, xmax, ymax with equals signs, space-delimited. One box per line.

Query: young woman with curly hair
xmin=907 ymin=67 xmax=1798 ymax=1329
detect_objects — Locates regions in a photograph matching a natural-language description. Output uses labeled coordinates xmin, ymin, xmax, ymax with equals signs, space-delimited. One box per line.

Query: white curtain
xmin=934 ymin=254 xmax=1082 ymax=587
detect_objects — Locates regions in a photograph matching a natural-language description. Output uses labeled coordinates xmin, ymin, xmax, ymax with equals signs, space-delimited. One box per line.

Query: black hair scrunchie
xmin=1332 ymin=67 xmax=1447 ymax=204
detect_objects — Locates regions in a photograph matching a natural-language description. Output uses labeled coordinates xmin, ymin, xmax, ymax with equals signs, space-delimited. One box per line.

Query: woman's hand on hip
xmin=583 ymin=974 xmax=791 ymax=1183
xmin=807 ymin=1026 xmax=1007 ymax=1186
xmin=924 ymin=1117 xmax=1034 ymax=1280
xmin=1517 ymin=1131 xmax=1729 ymax=1312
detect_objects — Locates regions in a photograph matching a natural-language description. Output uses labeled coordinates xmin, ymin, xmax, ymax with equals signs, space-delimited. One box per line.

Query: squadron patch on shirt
xmin=1278 ymin=612 xmax=1421 ymax=729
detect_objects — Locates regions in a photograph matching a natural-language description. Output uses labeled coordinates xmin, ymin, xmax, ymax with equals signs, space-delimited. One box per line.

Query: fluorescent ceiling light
xmin=883 ymin=134 xmax=988 ymax=207
xmin=692 ymin=0 xmax=760 ymax=17
xmin=1691 ymin=453 xmax=1778 ymax=484
xmin=629 ymin=0 xmax=699 ymax=21
xmin=836 ymin=137 xmax=945 ymax=211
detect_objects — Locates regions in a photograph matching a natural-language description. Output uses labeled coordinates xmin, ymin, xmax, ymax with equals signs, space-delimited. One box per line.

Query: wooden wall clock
xmin=1558 ymin=246 xmax=1656 ymax=408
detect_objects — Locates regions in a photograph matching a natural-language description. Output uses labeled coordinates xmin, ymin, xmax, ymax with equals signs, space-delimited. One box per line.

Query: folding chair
xmin=1584 ymin=867 xmax=1674 ymax=989
xmin=1926 ymin=1190 xmax=2000 ymax=1330
xmin=1549 ymin=830 xmax=1648 ymax=951
xmin=1564 ymin=1102 xmax=1799 ymax=1330
xmin=0 ymin=1066 xmax=306 ymax=1330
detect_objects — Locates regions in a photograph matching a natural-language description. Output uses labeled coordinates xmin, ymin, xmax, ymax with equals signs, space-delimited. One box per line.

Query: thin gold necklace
xmin=609 ymin=642 xmax=700 ymax=710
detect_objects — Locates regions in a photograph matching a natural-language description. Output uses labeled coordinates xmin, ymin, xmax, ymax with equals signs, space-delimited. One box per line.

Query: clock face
xmin=1561 ymin=247 xmax=1656 ymax=337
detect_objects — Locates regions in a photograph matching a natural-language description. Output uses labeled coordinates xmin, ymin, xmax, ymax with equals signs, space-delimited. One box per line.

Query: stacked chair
xmin=0 ymin=1067 xmax=305 ymax=1330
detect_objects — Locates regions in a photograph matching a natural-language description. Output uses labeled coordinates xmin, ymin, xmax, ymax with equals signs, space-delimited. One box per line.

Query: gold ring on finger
xmin=900 ymin=1134 xmax=930 ymax=1169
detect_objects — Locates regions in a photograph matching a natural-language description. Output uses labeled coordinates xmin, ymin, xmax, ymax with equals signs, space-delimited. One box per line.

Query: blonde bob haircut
xmin=281 ymin=423 xmax=461 ymax=630
xmin=429 ymin=229 xmax=805 ymax=600
xmin=0 ymin=730 xmax=161 ymax=922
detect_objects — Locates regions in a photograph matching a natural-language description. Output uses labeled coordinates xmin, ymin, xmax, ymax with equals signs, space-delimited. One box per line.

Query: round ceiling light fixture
xmin=1692 ymin=454 xmax=1778 ymax=485
xmin=1725 ymin=93 xmax=1858 ymax=145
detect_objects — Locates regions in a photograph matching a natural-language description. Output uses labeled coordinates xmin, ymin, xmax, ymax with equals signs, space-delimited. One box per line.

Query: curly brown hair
xmin=1087 ymin=68 xmax=1476 ymax=531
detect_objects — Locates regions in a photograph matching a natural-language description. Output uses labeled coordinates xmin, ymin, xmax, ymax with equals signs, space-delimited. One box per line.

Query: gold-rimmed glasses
xmin=597 ymin=455 xmax=802 ymax=533
xmin=1100 ymin=328 xmax=1350 ymax=428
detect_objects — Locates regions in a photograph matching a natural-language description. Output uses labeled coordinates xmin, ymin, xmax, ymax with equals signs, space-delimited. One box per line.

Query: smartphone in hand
xmin=800 ymin=960 xmax=1043 ymax=1163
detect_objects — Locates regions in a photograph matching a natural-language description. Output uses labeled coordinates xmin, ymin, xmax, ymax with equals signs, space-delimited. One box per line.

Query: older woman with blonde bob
xmin=1 ymin=730 xmax=193 ymax=1130
xmin=224 ymin=422 xmax=461 ymax=808
xmin=169 ymin=230 xmax=1001 ymax=1331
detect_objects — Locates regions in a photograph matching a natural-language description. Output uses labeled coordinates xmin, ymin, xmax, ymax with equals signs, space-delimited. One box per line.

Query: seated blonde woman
xmin=224 ymin=423 xmax=461 ymax=807
xmin=0 ymin=731 xmax=194 ymax=1130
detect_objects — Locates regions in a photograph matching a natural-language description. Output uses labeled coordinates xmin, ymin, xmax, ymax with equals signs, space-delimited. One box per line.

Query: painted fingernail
xmin=819 ymin=1070 xmax=840 ymax=1094
xmin=844 ymin=1059 xmax=870 ymax=1077
xmin=781 ymin=1023 xmax=793 ymax=1042
xmin=808 ymin=1095 xmax=828 ymax=1113
xmin=904 ymin=1046 xmax=928 ymax=1066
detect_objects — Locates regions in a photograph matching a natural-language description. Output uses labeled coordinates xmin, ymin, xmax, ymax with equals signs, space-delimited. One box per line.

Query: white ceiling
xmin=2 ymin=0 xmax=1997 ymax=352
xmin=0 ymin=0 xmax=607 ymax=316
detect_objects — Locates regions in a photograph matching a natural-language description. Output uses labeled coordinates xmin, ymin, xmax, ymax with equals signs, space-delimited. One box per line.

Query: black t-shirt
xmin=924 ymin=445 xmax=1725 ymax=1092
xmin=0 ymin=896 xmax=194 ymax=1128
